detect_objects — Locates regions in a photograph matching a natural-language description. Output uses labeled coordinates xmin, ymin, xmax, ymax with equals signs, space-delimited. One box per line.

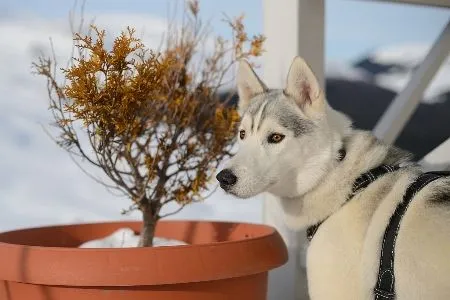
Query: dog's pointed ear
xmin=284 ymin=56 xmax=324 ymax=117
xmin=237 ymin=60 xmax=267 ymax=114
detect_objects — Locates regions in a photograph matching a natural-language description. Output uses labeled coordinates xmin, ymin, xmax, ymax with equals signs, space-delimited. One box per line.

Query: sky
xmin=2 ymin=0 xmax=449 ymax=61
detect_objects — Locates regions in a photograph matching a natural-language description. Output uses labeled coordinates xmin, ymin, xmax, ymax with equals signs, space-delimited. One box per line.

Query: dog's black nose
xmin=216 ymin=169 xmax=237 ymax=187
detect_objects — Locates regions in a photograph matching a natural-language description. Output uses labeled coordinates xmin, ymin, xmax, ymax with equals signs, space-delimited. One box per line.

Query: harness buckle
xmin=373 ymin=287 xmax=395 ymax=299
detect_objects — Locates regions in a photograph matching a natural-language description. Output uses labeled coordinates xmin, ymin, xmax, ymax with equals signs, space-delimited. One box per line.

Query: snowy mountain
xmin=353 ymin=44 xmax=450 ymax=104
xmin=327 ymin=43 xmax=450 ymax=104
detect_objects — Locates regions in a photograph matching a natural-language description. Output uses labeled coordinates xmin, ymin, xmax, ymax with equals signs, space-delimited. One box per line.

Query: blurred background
xmin=0 ymin=0 xmax=449 ymax=232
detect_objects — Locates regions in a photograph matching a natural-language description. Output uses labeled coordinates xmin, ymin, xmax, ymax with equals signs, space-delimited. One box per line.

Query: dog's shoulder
xmin=425 ymin=175 xmax=450 ymax=205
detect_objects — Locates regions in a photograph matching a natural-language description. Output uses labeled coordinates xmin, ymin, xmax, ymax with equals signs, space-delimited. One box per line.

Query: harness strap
xmin=306 ymin=164 xmax=400 ymax=242
xmin=351 ymin=165 xmax=400 ymax=198
xmin=374 ymin=171 xmax=450 ymax=300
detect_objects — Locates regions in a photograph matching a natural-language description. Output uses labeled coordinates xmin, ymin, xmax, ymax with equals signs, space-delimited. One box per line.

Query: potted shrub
xmin=0 ymin=2 xmax=287 ymax=299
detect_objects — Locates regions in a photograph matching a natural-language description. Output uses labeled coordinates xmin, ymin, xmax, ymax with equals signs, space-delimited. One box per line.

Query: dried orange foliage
xmin=34 ymin=0 xmax=264 ymax=245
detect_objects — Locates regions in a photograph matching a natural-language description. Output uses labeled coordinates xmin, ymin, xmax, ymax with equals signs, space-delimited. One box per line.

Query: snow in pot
xmin=78 ymin=228 xmax=188 ymax=248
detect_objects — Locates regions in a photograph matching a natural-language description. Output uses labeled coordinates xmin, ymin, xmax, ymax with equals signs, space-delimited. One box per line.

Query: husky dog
xmin=216 ymin=57 xmax=450 ymax=300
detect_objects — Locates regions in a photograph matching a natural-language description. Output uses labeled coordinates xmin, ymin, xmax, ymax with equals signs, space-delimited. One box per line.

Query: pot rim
xmin=0 ymin=220 xmax=288 ymax=286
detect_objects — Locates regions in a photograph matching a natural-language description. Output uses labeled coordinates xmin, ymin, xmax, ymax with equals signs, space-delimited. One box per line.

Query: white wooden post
xmin=420 ymin=137 xmax=450 ymax=171
xmin=373 ymin=20 xmax=450 ymax=144
xmin=263 ymin=0 xmax=325 ymax=89
xmin=262 ymin=0 xmax=325 ymax=299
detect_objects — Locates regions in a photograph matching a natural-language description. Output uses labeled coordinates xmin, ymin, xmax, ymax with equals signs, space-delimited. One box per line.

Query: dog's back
xmin=305 ymin=135 xmax=450 ymax=300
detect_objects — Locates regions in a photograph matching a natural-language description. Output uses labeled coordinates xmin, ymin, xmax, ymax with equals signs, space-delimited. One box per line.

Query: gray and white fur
xmin=216 ymin=57 xmax=450 ymax=300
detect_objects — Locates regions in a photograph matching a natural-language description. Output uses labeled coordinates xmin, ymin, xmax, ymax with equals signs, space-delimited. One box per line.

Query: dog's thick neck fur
xmin=278 ymin=129 xmax=414 ymax=231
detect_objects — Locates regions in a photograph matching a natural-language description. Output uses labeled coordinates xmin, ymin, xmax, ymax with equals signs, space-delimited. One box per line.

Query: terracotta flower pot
xmin=0 ymin=220 xmax=288 ymax=300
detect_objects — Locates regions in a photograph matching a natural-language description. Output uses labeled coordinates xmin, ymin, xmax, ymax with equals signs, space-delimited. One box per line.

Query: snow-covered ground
xmin=0 ymin=15 xmax=263 ymax=233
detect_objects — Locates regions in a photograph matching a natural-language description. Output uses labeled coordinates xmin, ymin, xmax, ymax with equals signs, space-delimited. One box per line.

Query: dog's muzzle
xmin=216 ymin=169 xmax=237 ymax=190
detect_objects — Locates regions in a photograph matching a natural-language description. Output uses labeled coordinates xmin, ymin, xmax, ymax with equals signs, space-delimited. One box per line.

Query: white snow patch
xmin=78 ymin=228 xmax=188 ymax=248
xmin=326 ymin=60 xmax=370 ymax=82
xmin=369 ymin=43 xmax=434 ymax=68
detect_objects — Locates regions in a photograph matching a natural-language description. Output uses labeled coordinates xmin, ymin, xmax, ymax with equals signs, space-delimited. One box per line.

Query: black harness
xmin=374 ymin=170 xmax=450 ymax=299
xmin=306 ymin=163 xmax=400 ymax=242
xmin=306 ymin=150 xmax=450 ymax=300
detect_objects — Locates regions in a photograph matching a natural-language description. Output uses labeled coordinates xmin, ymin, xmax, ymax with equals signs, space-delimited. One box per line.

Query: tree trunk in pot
xmin=139 ymin=205 xmax=157 ymax=247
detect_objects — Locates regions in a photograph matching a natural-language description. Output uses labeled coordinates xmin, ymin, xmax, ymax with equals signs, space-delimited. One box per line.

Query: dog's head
xmin=216 ymin=56 xmax=351 ymax=199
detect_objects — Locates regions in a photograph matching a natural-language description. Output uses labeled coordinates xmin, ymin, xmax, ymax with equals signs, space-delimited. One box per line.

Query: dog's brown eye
xmin=239 ymin=130 xmax=246 ymax=140
xmin=268 ymin=133 xmax=285 ymax=144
